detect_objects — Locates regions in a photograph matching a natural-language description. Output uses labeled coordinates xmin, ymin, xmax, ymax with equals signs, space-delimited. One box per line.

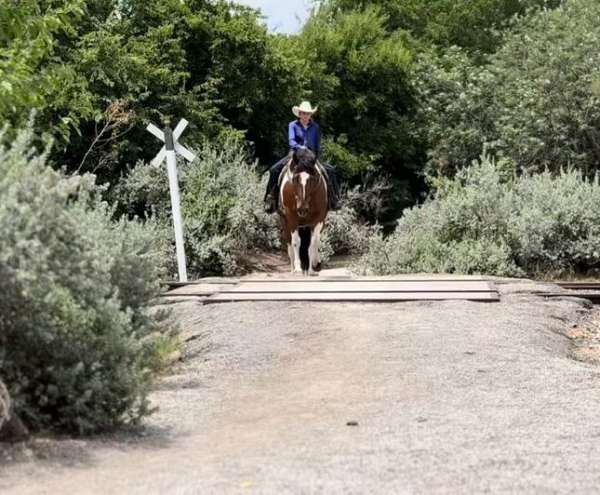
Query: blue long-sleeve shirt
xmin=288 ymin=120 xmax=320 ymax=157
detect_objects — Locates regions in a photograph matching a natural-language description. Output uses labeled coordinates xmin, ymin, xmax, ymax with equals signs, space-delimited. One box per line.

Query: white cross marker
xmin=147 ymin=119 xmax=196 ymax=282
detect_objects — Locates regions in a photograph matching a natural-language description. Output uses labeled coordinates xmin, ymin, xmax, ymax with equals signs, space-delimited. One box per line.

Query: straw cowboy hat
xmin=292 ymin=101 xmax=318 ymax=117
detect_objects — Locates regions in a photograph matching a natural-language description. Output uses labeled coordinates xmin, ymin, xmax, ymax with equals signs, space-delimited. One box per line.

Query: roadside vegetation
xmin=0 ymin=127 xmax=174 ymax=434
xmin=355 ymin=154 xmax=600 ymax=277
xmin=2 ymin=0 xmax=600 ymax=434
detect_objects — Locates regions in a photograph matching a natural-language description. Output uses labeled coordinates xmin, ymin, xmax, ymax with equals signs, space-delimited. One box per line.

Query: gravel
xmin=2 ymin=278 xmax=600 ymax=494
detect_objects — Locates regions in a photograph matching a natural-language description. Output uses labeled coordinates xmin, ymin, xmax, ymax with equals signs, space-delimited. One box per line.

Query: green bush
xmin=417 ymin=0 xmax=600 ymax=180
xmin=320 ymin=205 xmax=380 ymax=262
xmin=0 ymin=126 xmax=171 ymax=434
xmin=116 ymin=138 xmax=380 ymax=276
xmin=355 ymin=153 xmax=600 ymax=277
xmin=116 ymin=138 xmax=280 ymax=277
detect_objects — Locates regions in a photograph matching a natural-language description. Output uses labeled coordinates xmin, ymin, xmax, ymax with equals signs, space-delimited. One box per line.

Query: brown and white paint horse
xmin=279 ymin=148 xmax=328 ymax=275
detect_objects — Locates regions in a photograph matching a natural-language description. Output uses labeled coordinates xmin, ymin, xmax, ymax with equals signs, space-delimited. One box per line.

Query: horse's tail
xmin=299 ymin=226 xmax=311 ymax=272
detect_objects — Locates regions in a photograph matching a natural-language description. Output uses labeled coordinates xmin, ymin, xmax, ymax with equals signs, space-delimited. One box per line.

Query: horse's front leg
xmin=291 ymin=229 xmax=302 ymax=273
xmin=280 ymin=214 xmax=297 ymax=274
xmin=287 ymin=242 xmax=295 ymax=272
xmin=308 ymin=222 xmax=323 ymax=275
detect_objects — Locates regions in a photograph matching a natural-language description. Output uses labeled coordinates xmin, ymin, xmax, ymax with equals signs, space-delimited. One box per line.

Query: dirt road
xmin=2 ymin=279 xmax=600 ymax=494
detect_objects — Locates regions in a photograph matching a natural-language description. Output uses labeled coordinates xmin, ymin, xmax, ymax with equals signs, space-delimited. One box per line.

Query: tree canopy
xmin=2 ymin=0 xmax=596 ymax=222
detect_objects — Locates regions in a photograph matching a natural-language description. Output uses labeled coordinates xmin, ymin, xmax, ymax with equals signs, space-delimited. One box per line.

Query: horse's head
xmin=289 ymin=148 xmax=319 ymax=218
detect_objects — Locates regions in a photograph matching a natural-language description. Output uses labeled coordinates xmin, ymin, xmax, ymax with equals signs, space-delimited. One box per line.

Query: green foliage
xmin=319 ymin=205 xmax=380 ymax=262
xmin=116 ymin=138 xmax=280 ymax=276
xmin=356 ymin=153 xmax=600 ymax=277
xmin=322 ymin=0 xmax=562 ymax=55
xmin=0 ymin=0 xmax=303 ymax=182
xmin=181 ymin=139 xmax=281 ymax=275
xmin=0 ymin=126 xmax=172 ymax=433
xmin=298 ymin=5 xmax=420 ymax=217
xmin=419 ymin=0 xmax=600 ymax=180
xmin=0 ymin=0 xmax=94 ymax=143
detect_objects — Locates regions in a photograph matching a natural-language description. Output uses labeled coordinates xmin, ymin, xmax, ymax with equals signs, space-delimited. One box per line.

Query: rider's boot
xmin=264 ymin=188 xmax=277 ymax=214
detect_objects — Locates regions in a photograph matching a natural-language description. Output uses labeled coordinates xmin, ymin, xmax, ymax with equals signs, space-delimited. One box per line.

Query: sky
xmin=235 ymin=0 xmax=312 ymax=34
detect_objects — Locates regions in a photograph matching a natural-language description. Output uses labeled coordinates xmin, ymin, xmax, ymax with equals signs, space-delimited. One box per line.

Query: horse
xmin=278 ymin=148 xmax=328 ymax=275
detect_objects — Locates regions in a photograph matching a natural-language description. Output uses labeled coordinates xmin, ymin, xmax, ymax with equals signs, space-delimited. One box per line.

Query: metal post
xmin=164 ymin=126 xmax=188 ymax=282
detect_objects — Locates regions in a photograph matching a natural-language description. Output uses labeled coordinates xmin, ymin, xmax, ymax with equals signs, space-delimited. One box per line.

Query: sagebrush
xmin=355 ymin=153 xmax=600 ymax=277
xmin=116 ymin=138 xmax=280 ymax=276
xmin=0 ymin=126 xmax=172 ymax=434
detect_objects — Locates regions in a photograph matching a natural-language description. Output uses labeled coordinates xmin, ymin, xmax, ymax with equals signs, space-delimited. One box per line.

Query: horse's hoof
xmin=308 ymin=270 xmax=319 ymax=277
xmin=313 ymin=262 xmax=322 ymax=272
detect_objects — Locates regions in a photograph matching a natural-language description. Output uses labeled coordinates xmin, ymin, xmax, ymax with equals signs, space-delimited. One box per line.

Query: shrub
xmin=355 ymin=153 xmax=600 ymax=277
xmin=320 ymin=205 xmax=380 ymax=262
xmin=343 ymin=177 xmax=395 ymax=224
xmin=512 ymin=170 xmax=600 ymax=274
xmin=0 ymin=126 xmax=171 ymax=433
xmin=116 ymin=137 xmax=280 ymax=277
xmin=116 ymin=138 xmax=382 ymax=275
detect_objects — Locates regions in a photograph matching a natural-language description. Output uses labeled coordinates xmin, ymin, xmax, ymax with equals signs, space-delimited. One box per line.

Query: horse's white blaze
xmin=291 ymin=230 xmax=302 ymax=273
xmin=299 ymin=172 xmax=309 ymax=202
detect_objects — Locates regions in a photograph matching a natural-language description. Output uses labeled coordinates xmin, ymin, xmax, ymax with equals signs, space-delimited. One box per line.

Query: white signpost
xmin=147 ymin=119 xmax=196 ymax=282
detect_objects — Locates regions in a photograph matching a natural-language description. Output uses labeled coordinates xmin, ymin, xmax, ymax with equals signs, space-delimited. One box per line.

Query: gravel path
xmin=2 ymin=279 xmax=600 ymax=494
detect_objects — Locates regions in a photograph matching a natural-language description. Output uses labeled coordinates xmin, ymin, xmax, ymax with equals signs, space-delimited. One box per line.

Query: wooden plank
xmin=165 ymin=283 xmax=235 ymax=296
xmin=165 ymin=278 xmax=239 ymax=289
xmin=240 ymin=277 xmax=490 ymax=283
xmin=206 ymin=291 xmax=499 ymax=303
xmin=223 ymin=281 xmax=495 ymax=293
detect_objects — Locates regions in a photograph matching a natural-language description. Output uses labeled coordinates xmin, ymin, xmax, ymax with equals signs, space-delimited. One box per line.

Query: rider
xmin=264 ymin=101 xmax=340 ymax=213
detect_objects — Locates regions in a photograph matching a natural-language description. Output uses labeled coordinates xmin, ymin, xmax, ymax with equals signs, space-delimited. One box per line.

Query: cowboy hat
xmin=292 ymin=101 xmax=318 ymax=117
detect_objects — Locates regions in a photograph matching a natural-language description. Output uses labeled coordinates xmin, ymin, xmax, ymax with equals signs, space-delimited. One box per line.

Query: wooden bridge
xmin=165 ymin=272 xmax=500 ymax=303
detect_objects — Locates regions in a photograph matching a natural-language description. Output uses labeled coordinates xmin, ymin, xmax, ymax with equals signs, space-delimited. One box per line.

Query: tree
xmin=296 ymin=6 xmax=421 ymax=217
xmin=0 ymin=0 xmax=94 ymax=143
xmin=0 ymin=0 xmax=303 ymax=183
xmin=320 ymin=0 xmax=563 ymax=55
xmin=418 ymin=0 xmax=600 ymax=179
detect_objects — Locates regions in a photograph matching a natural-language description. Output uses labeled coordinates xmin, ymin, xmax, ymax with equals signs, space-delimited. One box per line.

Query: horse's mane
xmin=292 ymin=148 xmax=317 ymax=172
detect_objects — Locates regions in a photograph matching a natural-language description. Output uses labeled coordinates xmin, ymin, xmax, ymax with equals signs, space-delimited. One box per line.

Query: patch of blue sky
xmin=235 ymin=0 xmax=312 ymax=34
